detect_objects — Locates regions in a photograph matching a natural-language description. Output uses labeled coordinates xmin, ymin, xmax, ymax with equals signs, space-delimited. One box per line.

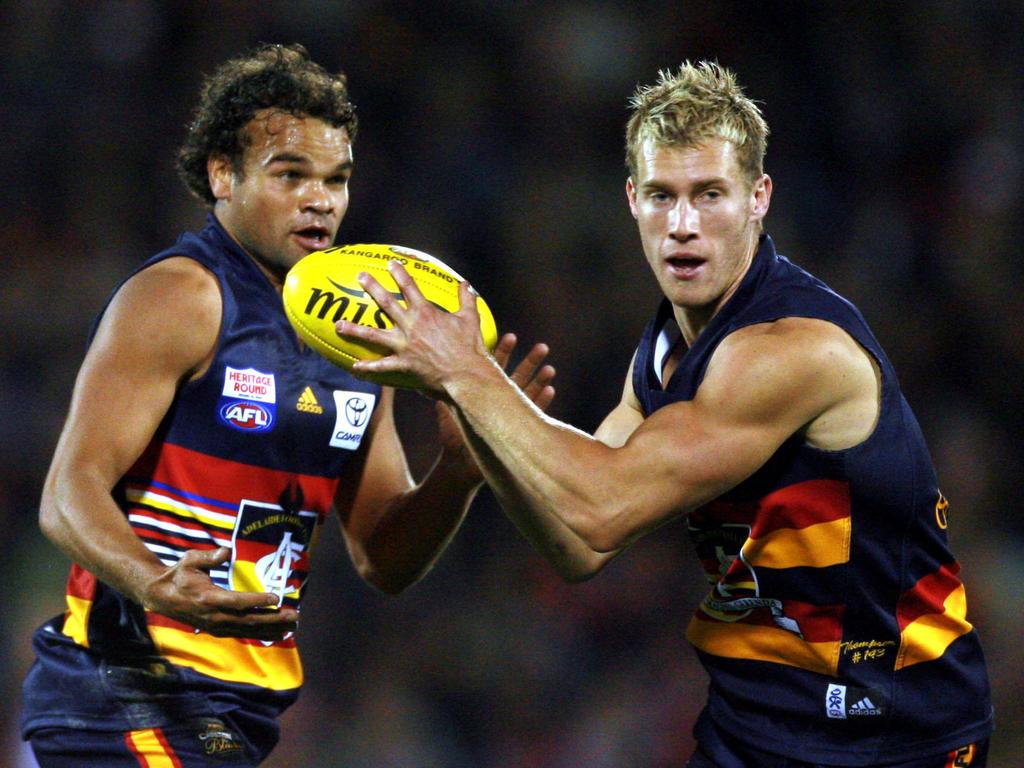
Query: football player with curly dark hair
xmin=176 ymin=43 xmax=358 ymax=207
xmin=21 ymin=43 xmax=555 ymax=767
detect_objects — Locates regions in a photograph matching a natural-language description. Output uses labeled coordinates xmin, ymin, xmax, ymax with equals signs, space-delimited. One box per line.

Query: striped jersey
xmin=23 ymin=215 xmax=381 ymax=734
xmin=632 ymin=236 xmax=992 ymax=764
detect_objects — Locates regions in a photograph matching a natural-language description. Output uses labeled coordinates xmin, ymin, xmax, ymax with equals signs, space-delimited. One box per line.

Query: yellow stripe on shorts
xmin=124 ymin=728 xmax=182 ymax=768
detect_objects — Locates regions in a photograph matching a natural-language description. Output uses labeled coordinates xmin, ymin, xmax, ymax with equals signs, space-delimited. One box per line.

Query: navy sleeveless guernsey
xmin=632 ymin=236 xmax=992 ymax=764
xmin=23 ymin=215 xmax=382 ymax=739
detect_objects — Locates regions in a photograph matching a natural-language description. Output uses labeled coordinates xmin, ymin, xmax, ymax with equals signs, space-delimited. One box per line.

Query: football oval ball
xmin=282 ymin=243 xmax=498 ymax=387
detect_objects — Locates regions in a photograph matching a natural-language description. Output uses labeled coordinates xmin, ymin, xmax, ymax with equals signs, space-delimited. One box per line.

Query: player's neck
xmin=674 ymin=306 xmax=713 ymax=348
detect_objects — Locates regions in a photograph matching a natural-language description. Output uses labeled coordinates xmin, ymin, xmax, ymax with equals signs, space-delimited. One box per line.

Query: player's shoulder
xmin=99 ymin=254 xmax=222 ymax=359
xmin=131 ymin=253 xmax=218 ymax=287
xmin=709 ymin=317 xmax=873 ymax=402
xmin=115 ymin=255 xmax=220 ymax=314
xmin=721 ymin=316 xmax=861 ymax=362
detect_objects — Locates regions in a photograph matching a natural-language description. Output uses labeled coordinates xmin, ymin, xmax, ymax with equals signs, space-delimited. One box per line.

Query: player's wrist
xmin=441 ymin=353 xmax=506 ymax=407
xmin=133 ymin=556 xmax=180 ymax=611
xmin=135 ymin=570 xmax=167 ymax=611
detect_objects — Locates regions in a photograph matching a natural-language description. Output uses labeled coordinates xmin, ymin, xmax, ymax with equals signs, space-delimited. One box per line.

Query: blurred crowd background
xmin=2 ymin=2 xmax=1022 ymax=766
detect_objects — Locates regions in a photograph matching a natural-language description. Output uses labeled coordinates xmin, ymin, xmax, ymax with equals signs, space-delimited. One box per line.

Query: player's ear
xmin=208 ymin=155 xmax=234 ymax=202
xmin=750 ymin=173 xmax=772 ymax=222
xmin=626 ymin=177 xmax=639 ymax=219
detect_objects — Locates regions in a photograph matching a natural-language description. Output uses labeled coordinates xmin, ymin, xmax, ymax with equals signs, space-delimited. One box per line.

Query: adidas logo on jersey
xmin=825 ymin=684 xmax=886 ymax=719
xmin=848 ymin=696 xmax=882 ymax=716
xmin=296 ymin=386 xmax=324 ymax=414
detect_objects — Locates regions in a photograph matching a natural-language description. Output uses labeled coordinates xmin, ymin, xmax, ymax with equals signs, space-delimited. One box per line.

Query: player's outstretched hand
xmin=140 ymin=547 xmax=298 ymax=641
xmin=493 ymin=333 xmax=557 ymax=412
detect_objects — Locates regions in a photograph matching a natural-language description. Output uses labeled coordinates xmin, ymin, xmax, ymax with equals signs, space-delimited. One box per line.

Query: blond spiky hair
xmin=625 ymin=61 xmax=768 ymax=183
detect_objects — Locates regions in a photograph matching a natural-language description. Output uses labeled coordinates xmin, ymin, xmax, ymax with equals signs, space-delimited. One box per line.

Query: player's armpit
xmin=594 ymin=351 xmax=644 ymax=449
xmin=333 ymin=388 xmax=413 ymax=546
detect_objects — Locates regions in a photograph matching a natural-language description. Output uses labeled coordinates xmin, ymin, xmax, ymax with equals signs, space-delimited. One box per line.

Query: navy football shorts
xmin=29 ymin=712 xmax=266 ymax=767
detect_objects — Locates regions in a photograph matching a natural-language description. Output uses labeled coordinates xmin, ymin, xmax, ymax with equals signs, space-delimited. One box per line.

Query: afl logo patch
xmin=221 ymin=400 xmax=274 ymax=431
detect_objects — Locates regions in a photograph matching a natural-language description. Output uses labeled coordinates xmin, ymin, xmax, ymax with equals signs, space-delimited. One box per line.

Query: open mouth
xmin=293 ymin=227 xmax=331 ymax=251
xmin=666 ymin=256 xmax=705 ymax=278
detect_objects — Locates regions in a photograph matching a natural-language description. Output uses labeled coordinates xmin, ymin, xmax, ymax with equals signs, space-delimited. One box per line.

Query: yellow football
xmin=282 ymin=243 xmax=498 ymax=387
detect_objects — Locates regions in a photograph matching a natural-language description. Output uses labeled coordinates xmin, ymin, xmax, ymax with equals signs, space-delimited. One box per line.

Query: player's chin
xmin=667 ymin=288 xmax=716 ymax=313
xmin=664 ymin=282 xmax=713 ymax=309
xmin=280 ymin=245 xmax=322 ymax=273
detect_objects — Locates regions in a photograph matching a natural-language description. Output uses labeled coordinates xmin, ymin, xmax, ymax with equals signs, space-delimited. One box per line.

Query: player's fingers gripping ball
xmin=282 ymin=244 xmax=498 ymax=387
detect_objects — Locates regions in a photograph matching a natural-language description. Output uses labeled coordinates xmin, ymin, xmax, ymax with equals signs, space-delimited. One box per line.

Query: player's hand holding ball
xmin=341 ymin=257 xmax=502 ymax=396
xmin=282 ymin=244 xmax=498 ymax=388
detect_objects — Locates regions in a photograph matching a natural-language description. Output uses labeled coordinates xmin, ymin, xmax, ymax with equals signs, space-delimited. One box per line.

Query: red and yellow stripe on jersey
xmin=61 ymin=444 xmax=338 ymax=691
xmin=685 ymin=477 xmax=974 ymax=677
xmin=895 ymin=561 xmax=974 ymax=670
xmin=687 ymin=479 xmax=851 ymax=676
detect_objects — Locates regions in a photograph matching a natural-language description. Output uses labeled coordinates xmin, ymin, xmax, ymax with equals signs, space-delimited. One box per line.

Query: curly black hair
xmin=176 ymin=43 xmax=357 ymax=206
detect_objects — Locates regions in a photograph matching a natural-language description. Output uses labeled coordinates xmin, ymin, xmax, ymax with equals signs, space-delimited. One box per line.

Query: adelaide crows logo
xmin=689 ymin=520 xmax=803 ymax=636
xmin=228 ymin=496 xmax=317 ymax=614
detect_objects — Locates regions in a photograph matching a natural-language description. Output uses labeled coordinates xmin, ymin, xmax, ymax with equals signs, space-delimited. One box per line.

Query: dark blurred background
xmin=3 ymin=2 xmax=1022 ymax=766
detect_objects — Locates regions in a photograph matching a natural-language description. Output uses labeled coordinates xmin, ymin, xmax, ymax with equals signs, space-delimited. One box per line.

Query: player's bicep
xmin=51 ymin=258 xmax=221 ymax=487
xmin=334 ymin=388 xmax=414 ymax=544
xmin=606 ymin=326 xmax=846 ymax=538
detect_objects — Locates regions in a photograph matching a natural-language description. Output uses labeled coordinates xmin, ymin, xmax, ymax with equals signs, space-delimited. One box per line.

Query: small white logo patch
xmin=330 ymin=391 xmax=377 ymax=450
xmin=223 ymin=367 xmax=276 ymax=403
xmin=826 ymin=684 xmax=847 ymax=719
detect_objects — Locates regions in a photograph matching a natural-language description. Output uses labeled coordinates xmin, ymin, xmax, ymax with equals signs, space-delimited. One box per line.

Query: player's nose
xmin=301 ymin=180 xmax=334 ymax=213
xmin=668 ymin=200 xmax=699 ymax=237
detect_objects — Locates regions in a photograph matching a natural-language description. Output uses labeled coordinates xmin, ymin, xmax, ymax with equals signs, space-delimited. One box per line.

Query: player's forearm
xmin=40 ymin=472 xmax=166 ymax=605
xmin=444 ymin=359 xmax=626 ymax=553
xmin=452 ymin=408 xmax=613 ymax=581
xmin=355 ymin=454 xmax=481 ymax=594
